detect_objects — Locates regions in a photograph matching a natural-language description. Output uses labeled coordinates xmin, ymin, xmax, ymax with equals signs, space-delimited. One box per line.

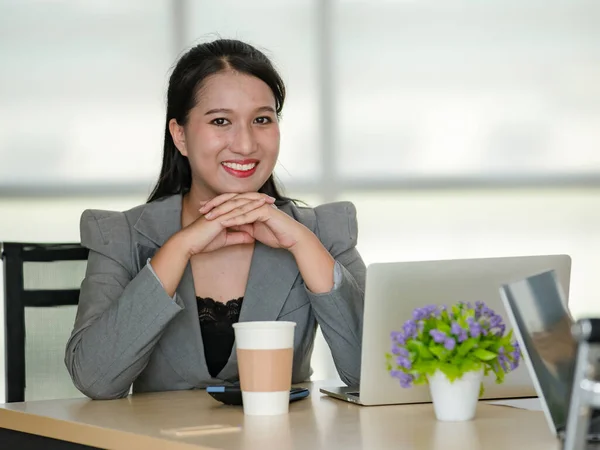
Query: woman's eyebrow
xmin=204 ymin=106 xmax=276 ymax=115
xmin=255 ymin=106 xmax=276 ymax=114
xmin=204 ymin=108 xmax=233 ymax=115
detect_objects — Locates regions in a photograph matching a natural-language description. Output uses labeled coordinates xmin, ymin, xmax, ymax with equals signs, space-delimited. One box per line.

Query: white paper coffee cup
xmin=233 ymin=321 xmax=296 ymax=416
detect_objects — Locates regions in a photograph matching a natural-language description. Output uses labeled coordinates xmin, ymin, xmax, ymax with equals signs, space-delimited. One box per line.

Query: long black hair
xmin=148 ymin=39 xmax=295 ymax=204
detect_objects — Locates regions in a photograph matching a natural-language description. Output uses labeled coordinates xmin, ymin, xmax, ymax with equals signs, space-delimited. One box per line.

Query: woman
xmin=65 ymin=39 xmax=366 ymax=400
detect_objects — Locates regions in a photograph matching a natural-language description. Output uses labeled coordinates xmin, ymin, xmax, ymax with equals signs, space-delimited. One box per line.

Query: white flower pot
xmin=427 ymin=369 xmax=483 ymax=421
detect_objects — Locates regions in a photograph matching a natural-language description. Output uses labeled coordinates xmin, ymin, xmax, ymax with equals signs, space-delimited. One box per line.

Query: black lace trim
xmin=197 ymin=296 xmax=243 ymax=324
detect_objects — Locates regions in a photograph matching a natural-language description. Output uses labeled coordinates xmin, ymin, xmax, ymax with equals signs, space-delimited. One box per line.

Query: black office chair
xmin=1 ymin=242 xmax=88 ymax=403
xmin=564 ymin=318 xmax=600 ymax=450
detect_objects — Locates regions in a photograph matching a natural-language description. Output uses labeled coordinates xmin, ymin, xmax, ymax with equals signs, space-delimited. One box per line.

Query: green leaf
xmin=473 ymin=348 xmax=498 ymax=361
xmin=413 ymin=373 xmax=429 ymax=385
xmin=478 ymin=340 xmax=493 ymax=350
xmin=489 ymin=342 xmax=501 ymax=353
xmin=437 ymin=322 xmax=451 ymax=334
xmin=413 ymin=360 xmax=438 ymax=378
xmin=449 ymin=354 xmax=464 ymax=366
xmin=429 ymin=345 xmax=445 ymax=359
xmin=457 ymin=338 xmax=478 ymax=357
xmin=417 ymin=342 xmax=434 ymax=360
xmin=495 ymin=368 xmax=505 ymax=384
xmin=441 ymin=310 xmax=450 ymax=322
xmin=479 ymin=382 xmax=485 ymax=397
xmin=385 ymin=353 xmax=393 ymax=370
xmin=452 ymin=304 xmax=461 ymax=318
xmin=440 ymin=363 xmax=461 ymax=382
xmin=460 ymin=358 xmax=481 ymax=374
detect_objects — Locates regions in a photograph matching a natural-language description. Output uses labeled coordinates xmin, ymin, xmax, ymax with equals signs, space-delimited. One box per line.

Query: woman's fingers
xmin=229 ymin=224 xmax=254 ymax=236
xmin=198 ymin=193 xmax=238 ymax=214
xmin=200 ymin=193 xmax=275 ymax=216
xmin=215 ymin=199 xmax=269 ymax=225
xmin=203 ymin=197 xmax=259 ymax=220
xmin=223 ymin=230 xmax=255 ymax=247
xmin=220 ymin=204 xmax=272 ymax=228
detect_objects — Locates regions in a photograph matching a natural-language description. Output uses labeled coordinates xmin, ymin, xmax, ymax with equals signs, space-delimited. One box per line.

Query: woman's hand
xmin=201 ymin=194 xmax=309 ymax=250
xmin=181 ymin=193 xmax=276 ymax=255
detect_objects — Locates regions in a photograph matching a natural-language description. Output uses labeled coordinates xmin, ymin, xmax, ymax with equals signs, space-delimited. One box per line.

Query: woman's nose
xmin=230 ymin=124 xmax=256 ymax=155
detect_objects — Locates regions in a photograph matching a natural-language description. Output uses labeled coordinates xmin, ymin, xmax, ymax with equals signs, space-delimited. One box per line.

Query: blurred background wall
xmin=1 ymin=0 xmax=600 ymax=398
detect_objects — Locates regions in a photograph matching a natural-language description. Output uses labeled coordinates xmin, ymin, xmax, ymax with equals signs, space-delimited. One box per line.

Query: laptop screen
xmin=500 ymin=270 xmax=577 ymax=431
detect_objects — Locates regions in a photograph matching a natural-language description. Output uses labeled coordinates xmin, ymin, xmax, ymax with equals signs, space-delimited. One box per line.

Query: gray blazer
xmin=65 ymin=194 xmax=366 ymax=400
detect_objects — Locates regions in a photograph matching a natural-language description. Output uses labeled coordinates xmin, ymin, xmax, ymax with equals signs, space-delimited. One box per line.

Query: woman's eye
xmin=211 ymin=118 xmax=230 ymax=126
xmin=254 ymin=116 xmax=272 ymax=125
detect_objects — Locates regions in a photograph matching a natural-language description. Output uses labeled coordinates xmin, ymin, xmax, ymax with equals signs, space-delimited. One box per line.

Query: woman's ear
xmin=169 ymin=118 xmax=188 ymax=156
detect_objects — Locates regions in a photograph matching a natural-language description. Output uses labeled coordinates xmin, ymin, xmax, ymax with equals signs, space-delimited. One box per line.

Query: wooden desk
xmin=0 ymin=383 xmax=561 ymax=450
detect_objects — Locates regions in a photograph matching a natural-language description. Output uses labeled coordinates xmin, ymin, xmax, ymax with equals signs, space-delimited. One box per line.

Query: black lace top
xmin=196 ymin=296 xmax=243 ymax=378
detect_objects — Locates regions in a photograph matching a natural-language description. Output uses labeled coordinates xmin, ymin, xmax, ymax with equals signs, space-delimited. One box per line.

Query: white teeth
xmin=222 ymin=162 xmax=257 ymax=171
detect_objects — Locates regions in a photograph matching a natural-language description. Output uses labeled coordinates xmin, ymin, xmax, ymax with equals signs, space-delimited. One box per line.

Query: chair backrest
xmin=563 ymin=318 xmax=600 ymax=450
xmin=1 ymin=242 xmax=88 ymax=402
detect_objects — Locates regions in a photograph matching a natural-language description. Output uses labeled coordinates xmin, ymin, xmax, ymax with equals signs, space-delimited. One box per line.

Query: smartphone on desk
xmin=206 ymin=386 xmax=310 ymax=406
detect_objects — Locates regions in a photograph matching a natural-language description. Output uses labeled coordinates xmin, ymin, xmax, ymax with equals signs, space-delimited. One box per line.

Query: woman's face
xmin=170 ymin=71 xmax=280 ymax=200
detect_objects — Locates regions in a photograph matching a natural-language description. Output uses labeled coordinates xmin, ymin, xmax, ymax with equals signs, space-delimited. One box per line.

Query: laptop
xmin=320 ymin=254 xmax=571 ymax=406
xmin=499 ymin=270 xmax=600 ymax=441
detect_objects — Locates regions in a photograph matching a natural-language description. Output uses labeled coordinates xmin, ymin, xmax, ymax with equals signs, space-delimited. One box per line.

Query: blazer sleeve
xmin=64 ymin=209 xmax=184 ymax=400
xmin=304 ymin=201 xmax=366 ymax=387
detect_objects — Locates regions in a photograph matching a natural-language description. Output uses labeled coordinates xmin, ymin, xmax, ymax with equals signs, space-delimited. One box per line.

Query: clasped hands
xmin=182 ymin=192 xmax=311 ymax=255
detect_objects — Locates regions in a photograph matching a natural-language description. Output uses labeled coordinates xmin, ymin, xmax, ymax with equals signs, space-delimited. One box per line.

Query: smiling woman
xmin=63 ymin=39 xmax=366 ymax=400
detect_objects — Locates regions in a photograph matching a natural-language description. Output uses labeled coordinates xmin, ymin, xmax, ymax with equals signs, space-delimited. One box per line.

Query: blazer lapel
xmin=133 ymin=195 xmax=211 ymax=386
xmin=239 ymin=243 xmax=300 ymax=322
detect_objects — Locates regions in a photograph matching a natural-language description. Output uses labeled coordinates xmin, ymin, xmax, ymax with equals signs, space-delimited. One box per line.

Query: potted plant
xmin=386 ymin=301 xmax=521 ymax=421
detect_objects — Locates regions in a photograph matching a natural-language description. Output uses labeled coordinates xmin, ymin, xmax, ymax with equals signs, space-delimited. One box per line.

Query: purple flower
xmin=490 ymin=314 xmax=503 ymax=328
xmin=467 ymin=318 xmax=482 ymax=338
xmin=430 ymin=329 xmax=446 ymax=344
xmin=451 ymin=322 xmax=468 ymax=343
xmin=497 ymin=346 xmax=511 ymax=372
xmin=511 ymin=341 xmax=521 ymax=359
xmin=494 ymin=324 xmax=506 ymax=337
xmin=479 ymin=305 xmax=496 ymax=319
xmin=413 ymin=305 xmax=438 ymax=321
xmin=391 ymin=331 xmax=406 ymax=345
xmin=509 ymin=342 xmax=521 ymax=370
xmin=412 ymin=307 xmax=427 ymax=321
xmin=392 ymin=346 xmax=409 ymax=358
xmin=475 ymin=301 xmax=484 ymax=319
xmin=444 ymin=337 xmax=456 ymax=351
xmin=403 ymin=320 xmax=418 ymax=339
xmin=396 ymin=355 xmax=412 ymax=369
xmin=391 ymin=370 xmax=414 ymax=388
